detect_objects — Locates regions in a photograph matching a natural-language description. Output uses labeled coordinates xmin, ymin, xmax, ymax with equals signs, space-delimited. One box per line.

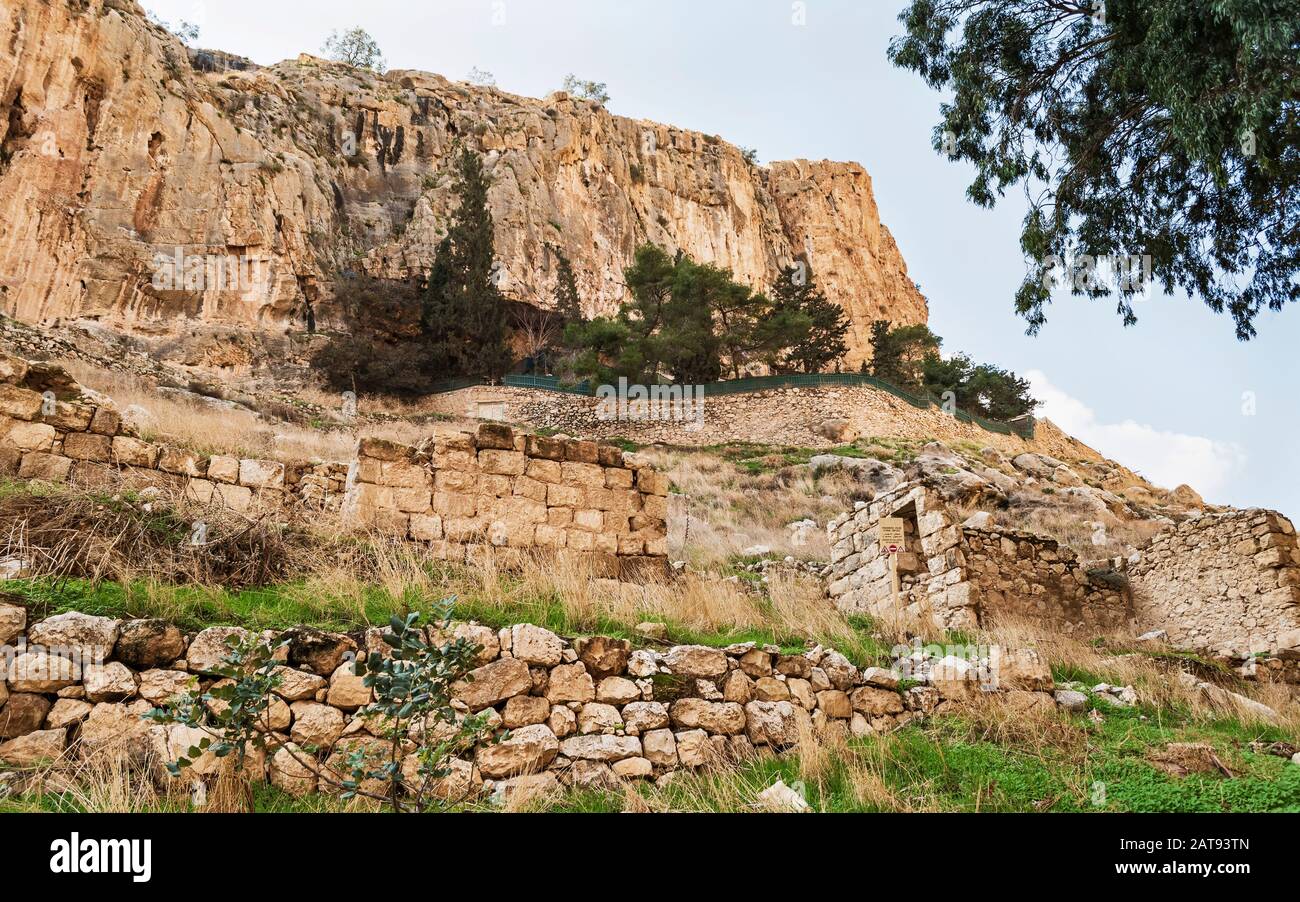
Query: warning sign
xmin=878 ymin=518 xmax=905 ymax=548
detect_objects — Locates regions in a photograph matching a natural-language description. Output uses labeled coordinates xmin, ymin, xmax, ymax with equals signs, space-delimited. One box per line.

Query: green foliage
xmin=870 ymin=320 xmax=1037 ymax=419
xmin=867 ymin=320 xmax=941 ymax=389
xmin=548 ymin=244 xmax=582 ymax=321
xmin=143 ymin=633 xmax=287 ymax=811
xmin=348 ymin=603 xmax=489 ymax=811
xmin=311 ymin=275 xmax=450 ymax=396
xmin=561 ymin=74 xmax=610 ymax=104
xmin=889 ymin=1 xmax=1300 ymax=339
xmin=322 ymin=27 xmax=385 ymax=72
xmin=421 ymin=148 xmax=513 ymax=380
xmin=767 ymin=265 xmax=851 ymax=374
xmin=142 ymin=600 xmax=487 ymax=813
xmin=565 ymin=247 xmax=851 ymax=385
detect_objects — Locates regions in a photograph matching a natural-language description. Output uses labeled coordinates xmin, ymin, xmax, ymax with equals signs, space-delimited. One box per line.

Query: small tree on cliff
xmin=422 ymin=148 xmax=512 ymax=380
xmin=322 ymin=27 xmax=385 ymax=72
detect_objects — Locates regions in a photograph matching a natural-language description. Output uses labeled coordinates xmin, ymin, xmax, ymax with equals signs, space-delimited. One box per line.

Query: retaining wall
xmin=0 ymin=604 xmax=1061 ymax=798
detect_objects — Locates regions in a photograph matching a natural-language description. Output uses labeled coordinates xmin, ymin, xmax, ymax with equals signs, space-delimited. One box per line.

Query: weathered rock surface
xmin=0 ymin=0 xmax=926 ymax=368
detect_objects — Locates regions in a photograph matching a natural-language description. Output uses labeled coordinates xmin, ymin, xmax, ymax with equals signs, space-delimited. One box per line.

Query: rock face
xmin=0 ymin=0 xmax=926 ymax=368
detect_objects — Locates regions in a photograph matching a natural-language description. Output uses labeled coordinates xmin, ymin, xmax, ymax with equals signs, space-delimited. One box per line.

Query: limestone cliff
xmin=0 ymin=0 xmax=928 ymax=366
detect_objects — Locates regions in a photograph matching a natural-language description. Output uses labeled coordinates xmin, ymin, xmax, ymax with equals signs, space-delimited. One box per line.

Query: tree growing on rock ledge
xmin=322 ymin=27 xmax=386 ymax=73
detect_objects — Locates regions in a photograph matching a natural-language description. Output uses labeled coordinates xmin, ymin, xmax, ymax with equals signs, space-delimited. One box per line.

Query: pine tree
xmin=766 ymin=264 xmax=849 ymax=373
xmin=868 ymin=320 xmax=942 ymax=389
xmin=422 ymin=148 xmax=511 ymax=379
xmin=548 ymin=244 xmax=582 ymax=322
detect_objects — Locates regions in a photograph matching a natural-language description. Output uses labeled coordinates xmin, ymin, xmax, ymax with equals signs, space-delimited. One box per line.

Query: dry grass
xmin=643 ymin=448 xmax=865 ymax=566
xmin=57 ymin=359 xmax=451 ymax=463
xmin=978 ymin=616 xmax=1300 ymax=730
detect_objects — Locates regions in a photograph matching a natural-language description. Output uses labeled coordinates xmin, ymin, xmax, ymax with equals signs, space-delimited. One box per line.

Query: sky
xmin=145 ymin=0 xmax=1299 ymax=520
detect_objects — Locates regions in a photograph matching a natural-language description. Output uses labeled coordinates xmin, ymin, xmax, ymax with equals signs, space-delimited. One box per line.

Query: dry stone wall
xmin=1128 ymin=510 xmax=1300 ymax=660
xmin=828 ymin=484 xmax=1132 ymax=633
xmin=0 ymin=353 xmax=671 ymax=576
xmin=829 ymin=481 xmax=1300 ymax=666
xmin=343 ymin=425 xmax=670 ymax=579
xmin=0 ymin=604 xmax=1064 ymax=798
xmin=0 ymin=353 xmax=349 ymax=513
xmin=425 ymin=384 xmax=1090 ymax=459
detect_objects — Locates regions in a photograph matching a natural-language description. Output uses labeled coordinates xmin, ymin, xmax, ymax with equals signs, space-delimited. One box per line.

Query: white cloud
xmin=1026 ymin=370 xmax=1246 ymax=500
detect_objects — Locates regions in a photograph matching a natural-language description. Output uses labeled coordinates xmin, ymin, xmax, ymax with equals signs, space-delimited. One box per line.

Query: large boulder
xmin=28 ymin=611 xmax=119 ymax=655
xmin=83 ymin=662 xmax=138 ymax=703
xmin=559 ymin=734 xmax=642 ymax=762
xmin=138 ymin=670 xmax=198 ymax=707
xmin=0 ymin=693 xmax=51 ymax=738
xmin=0 ymin=601 xmax=27 ymax=646
xmin=743 ymin=701 xmax=811 ymax=747
xmin=326 ymin=661 xmax=372 ymax=711
xmin=270 ymin=744 xmax=318 ymax=795
xmin=509 ymin=624 xmax=565 ymax=666
xmin=621 ymin=702 xmax=670 ymax=735
xmin=0 ymin=728 xmax=67 ymax=766
xmin=663 ymin=645 xmax=728 ymax=680
xmin=668 ymin=699 xmax=746 ymax=735
xmin=270 ymin=666 xmax=328 ymax=702
xmin=45 ymin=698 xmax=93 ymax=731
xmin=453 ymin=658 xmax=532 ymax=711
xmin=994 ymin=648 xmax=1054 ymax=691
xmin=850 ymin=686 xmax=905 ymax=716
xmin=475 ymin=724 xmax=560 ymax=779
xmin=185 ymin=626 xmax=251 ymax=674
xmin=288 ymin=702 xmax=344 ymax=749
xmin=114 ymin=620 xmax=186 ymax=670
xmin=544 ymin=663 xmax=595 ymax=704
xmin=6 ymin=650 xmax=78 ymax=693
xmin=78 ymin=702 xmax=154 ymax=763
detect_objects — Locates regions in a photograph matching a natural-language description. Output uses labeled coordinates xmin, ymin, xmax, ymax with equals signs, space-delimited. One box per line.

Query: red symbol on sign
xmin=888 ymin=544 xmax=899 ymax=555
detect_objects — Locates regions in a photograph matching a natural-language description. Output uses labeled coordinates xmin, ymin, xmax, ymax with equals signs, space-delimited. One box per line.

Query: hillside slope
xmin=0 ymin=0 xmax=927 ymax=366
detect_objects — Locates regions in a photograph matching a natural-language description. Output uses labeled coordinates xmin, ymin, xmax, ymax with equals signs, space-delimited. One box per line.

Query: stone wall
xmin=0 ymin=353 xmax=349 ymax=514
xmin=422 ymin=384 xmax=1095 ymax=461
xmin=1129 ymin=510 xmax=1300 ymax=660
xmin=343 ymin=425 xmax=669 ymax=579
xmin=0 ymin=604 xmax=1063 ymax=798
xmin=828 ymin=483 xmax=1132 ymax=634
xmin=0 ymin=353 xmax=671 ymax=576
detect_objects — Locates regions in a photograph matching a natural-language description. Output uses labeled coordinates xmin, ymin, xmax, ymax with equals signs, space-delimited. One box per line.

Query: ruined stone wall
xmin=0 ymin=604 xmax=1061 ymax=797
xmin=828 ymin=484 xmax=1133 ymax=633
xmin=1129 ymin=510 xmax=1300 ymax=659
xmin=961 ymin=528 xmax=1131 ymax=633
xmin=0 ymin=353 xmax=671 ymax=576
xmin=428 ymin=384 xmax=1093 ymax=460
xmin=0 ymin=353 xmax=346 ymax=513
xmin=343 ymin=425 xmax=669 ymax=579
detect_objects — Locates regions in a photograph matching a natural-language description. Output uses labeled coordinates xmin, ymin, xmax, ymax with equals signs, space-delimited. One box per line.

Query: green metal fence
xmin=465 ymin=372 xmax=1034 ymax=439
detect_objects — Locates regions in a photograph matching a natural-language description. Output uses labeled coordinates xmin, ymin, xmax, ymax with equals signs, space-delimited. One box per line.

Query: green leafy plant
xmin=145 ymin=599 xmax=489 ymax=813
xmin=348 ymin=601 xmax=490 ymax=811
